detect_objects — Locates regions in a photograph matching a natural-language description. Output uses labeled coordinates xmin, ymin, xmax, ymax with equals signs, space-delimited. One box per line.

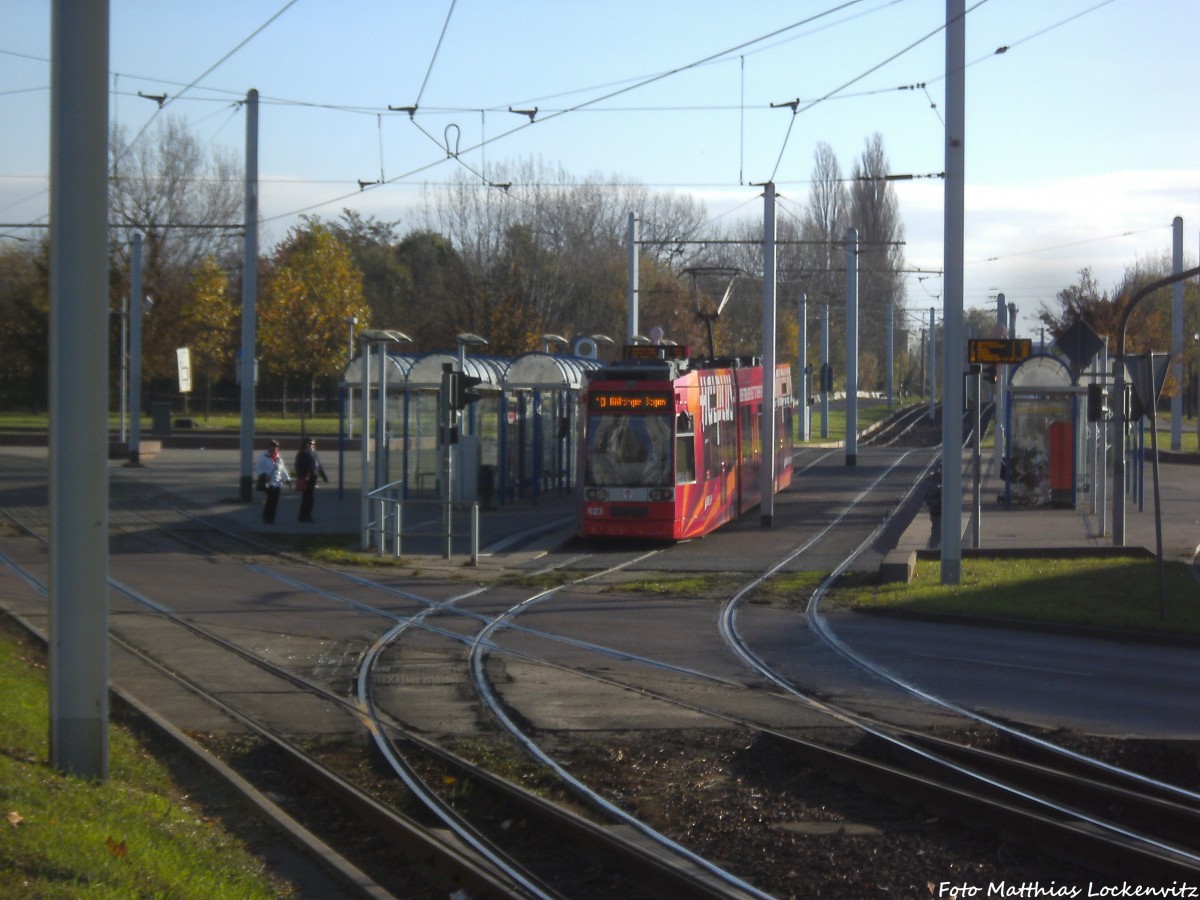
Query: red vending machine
xmin=1047 ymin=420 xmax=1074 ymax=508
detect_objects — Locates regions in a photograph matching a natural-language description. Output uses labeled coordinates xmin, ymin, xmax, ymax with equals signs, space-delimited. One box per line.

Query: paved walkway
xmin=895 ymin=447 xmax=1200 ymax=563
xmin=104 ymin=443 xmax=578 ymax=574
xmin=101 ymin=439 xmax=1200 ymax=567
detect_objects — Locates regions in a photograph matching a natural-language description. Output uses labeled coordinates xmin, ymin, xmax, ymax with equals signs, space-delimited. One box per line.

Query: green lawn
xmin=826 ymin=555 xmax=1200 ymax=638
xmin=0 ymin=617 xmax=291 ymax=898
xmin=0 ymin=411 xmax=348 ymax=437
xmin=797 ymin=401 xmax=897 ymax=444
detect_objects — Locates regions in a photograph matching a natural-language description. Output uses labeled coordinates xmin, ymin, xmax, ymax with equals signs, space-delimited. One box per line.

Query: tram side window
xmin=740 ymin=406 xmax=754 ymax=463
xmin=703 ymin=417 xmax=715 ymax=480
xmin=675 ymin=413 xmax=696 ymax=485
xmin=720 ymin=417 xmax=735 ymax=471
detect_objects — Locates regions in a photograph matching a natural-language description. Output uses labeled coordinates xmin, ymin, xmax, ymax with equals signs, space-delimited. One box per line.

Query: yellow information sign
xmin=968 ymin=338 xmax=1032 ymax=364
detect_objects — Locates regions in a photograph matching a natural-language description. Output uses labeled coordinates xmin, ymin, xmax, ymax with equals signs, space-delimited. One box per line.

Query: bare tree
xmin=419 ymin=159 xmax=709 ymax=351
xmin=850 ymin=133 xmax=907 ymax=382
xmin=108 ymin=116 xmax=243 ymax=381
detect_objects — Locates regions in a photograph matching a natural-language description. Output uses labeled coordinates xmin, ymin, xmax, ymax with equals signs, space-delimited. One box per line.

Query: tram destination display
xmin=587 ymin=391 xmax=672 ymax=412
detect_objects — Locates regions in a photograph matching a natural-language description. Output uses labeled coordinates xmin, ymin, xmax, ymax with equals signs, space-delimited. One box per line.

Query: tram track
xmin=0 ymin=477 xmax=777 ymax=898
xmin=1 ymin=428 xmax=1196 ymax=893
xmin=468 ymin=408 xmax=1200 ymax=886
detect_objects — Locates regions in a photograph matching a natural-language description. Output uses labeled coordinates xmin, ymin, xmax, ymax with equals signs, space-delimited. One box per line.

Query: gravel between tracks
xmin=205 ymin=725 xmax=1200 ymax=898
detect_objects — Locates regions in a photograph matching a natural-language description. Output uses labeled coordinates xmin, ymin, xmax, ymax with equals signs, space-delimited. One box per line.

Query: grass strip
xmin=0 ymin=618 xmax=289 ymax=898
xmin=827 ymin=556 xmax=1200 ymax=637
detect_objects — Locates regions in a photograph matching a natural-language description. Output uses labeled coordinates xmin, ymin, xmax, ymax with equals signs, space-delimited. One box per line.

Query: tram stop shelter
xmin=404 ymin=352 xmax=506 ymax=502
xmin=1002 ymin=354 xmax=1087 ymax=509
xmin=500 ymin=351 xmax=602 ymax=504
xmin=341 ymin=348 xmax=602 ymax=509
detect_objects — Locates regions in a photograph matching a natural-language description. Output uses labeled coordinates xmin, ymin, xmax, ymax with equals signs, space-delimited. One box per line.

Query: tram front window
xmin=586 ymin=414 xmax=672 ymax=487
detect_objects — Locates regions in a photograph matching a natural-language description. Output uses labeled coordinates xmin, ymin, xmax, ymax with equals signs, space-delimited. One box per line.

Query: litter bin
xmin=151 ymin=402 xmax=172 ymax=435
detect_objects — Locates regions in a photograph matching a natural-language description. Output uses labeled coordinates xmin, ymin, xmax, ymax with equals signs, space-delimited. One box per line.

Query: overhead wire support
xmin=855 ymin=171 xmax=945 ymax=181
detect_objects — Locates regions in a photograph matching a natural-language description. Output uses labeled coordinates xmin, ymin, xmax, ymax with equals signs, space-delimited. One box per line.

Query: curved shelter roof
xmin=341 ymin=352 xmax=415 ymax=386
xmin=1010 ymin=354 xmax=1072 ymax=389
xmin=503 ymin=351 xmax=603 ymax=390
xmin=405 ymin=352 xmax=507 ymax=391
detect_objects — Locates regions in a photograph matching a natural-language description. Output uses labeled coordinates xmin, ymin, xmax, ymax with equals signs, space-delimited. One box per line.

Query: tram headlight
xmin=648 ymin=489 xmax=673 ymax=502
xmin=585 ymin=488 xmax=608 ymax=501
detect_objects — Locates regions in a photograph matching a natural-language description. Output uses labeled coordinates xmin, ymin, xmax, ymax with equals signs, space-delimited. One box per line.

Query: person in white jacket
xmin=255 ymin=439 xmax=290 ymax=524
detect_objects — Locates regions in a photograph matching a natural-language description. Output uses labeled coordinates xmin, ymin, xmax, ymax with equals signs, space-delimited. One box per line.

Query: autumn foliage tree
xmin=186 ymin=255 xmax=238 ymax=419
xmin=260 ymin=221 xmax=369 ymax=420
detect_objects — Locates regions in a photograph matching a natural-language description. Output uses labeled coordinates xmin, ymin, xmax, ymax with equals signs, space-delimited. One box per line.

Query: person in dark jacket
xmin=293 ymin=438 xmax=328 ymax=523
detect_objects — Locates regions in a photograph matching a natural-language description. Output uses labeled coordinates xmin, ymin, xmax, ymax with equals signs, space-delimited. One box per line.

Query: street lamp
xmin=345 ymin=316 xmax=357 ymax=362
xmin=456 ymin=332 xmax=488 ymax=372
xmin=589 ymin=334 xmax=615 ymax=359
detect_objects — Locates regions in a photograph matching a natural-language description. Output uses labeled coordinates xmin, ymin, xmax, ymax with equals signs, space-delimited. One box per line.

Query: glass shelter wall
xmin=342 ymin=349 xmax=596 ymax=505
xmin=1005 ymin=355 xmax=1084 ymax=509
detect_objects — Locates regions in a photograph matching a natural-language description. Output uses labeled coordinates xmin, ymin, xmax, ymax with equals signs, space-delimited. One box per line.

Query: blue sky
xmin=2 ymin=0 xmax=1198 ymax=335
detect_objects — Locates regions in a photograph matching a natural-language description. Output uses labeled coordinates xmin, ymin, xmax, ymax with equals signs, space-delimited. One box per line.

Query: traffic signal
xmin=1086 ymin=382 xmax=1105 ymax=422
xmin=453 ymin=374 xmax=483 ymax=410
xmin=984 ymin=364 xmax=997 ymax=384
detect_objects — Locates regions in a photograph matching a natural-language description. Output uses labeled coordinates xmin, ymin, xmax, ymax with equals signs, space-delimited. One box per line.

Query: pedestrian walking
xmin=255 ymin=439 xmax=290 ymax=524
xmin=293 ymin=437 xmax=328 ymax=523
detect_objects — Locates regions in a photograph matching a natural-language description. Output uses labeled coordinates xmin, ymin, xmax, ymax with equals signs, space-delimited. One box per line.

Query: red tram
xmin=579 ymin=345 xmax=793 ymax=540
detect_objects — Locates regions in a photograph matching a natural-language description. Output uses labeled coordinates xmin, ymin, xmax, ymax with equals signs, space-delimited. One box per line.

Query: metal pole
xmin=471 ymin=503 xmax=479 ymax=566
xmin=442 ymin=364 xmax=454 ymax=558
xmin=886 ymin=300 xmax=894 ymax=409
xmin=238 ymin=88 xmax=258 ymax=502
xmin=1171 ymin=216 xmax=1183 ymax=451
xmin=929 ymin=306 xmax=937 ymax=421
xmin=941 ymin=0 xmax=966 ymax=585
xmin=346 ymin=316 xmax=356 ymax=440
xmin=761 ymin=182 xmax=778 ymax=523
xmin=375 ymin=341 xmax=388 ymax=494
xmin=119 ymin=294 xmax=127 ymax=444
xmin=627 ymin=213 xmax=639 ymax=342
xmin=128 ymin=232 xmax=143 ymax=465
xmin=993 ymin=292 xmax=1006 ymax=476
xmin=49 ymin=0 xmax=110 ymax=780
xmin=845 ymin=227 xmax=859 ymax=466
xmin=360 ymin=338 xmax=371 ymax=550
xmin=972 ymin=368 xmax=981 ymax=548
xmin=798 ymin=292 xmax=809 ymax=441
xmin=1149 ymin=410 xmax=1166 ymax=619
xmin=820 ymin=303 xmax=830 ymax=438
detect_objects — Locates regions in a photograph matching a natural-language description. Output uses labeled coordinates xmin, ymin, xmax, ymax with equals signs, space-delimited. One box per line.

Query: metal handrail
xmin=364 ymin=479 xmax=405 ymax=556
xmin=363 ymin=479 xmax=479 ymax=564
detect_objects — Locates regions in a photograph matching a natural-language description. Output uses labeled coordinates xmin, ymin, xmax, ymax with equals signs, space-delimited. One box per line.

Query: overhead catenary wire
xmin=114 ymin=0 xmax=302 ymax=168
xmin=766 ymin=0 xmax=994 ymax=182
xmin=0 ymin=0 xmax=1159 ymax=253
xmin=262 ymin=0 xmax=877 ymax=223
xmin=411 ymin=0 xmax=459 ymax=113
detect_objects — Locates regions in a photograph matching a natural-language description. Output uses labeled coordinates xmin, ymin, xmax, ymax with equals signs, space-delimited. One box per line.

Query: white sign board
xmin=176 ymin=347 xmax=192 ymax=393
